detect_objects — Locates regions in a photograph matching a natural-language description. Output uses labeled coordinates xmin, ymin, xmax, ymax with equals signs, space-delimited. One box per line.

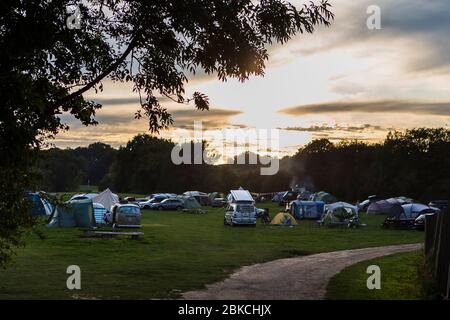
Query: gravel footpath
xmin=182 ymin=243 xmax=422 ymax=300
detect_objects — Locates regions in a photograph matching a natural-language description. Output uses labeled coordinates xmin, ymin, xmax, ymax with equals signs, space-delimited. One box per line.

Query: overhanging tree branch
xmin=54 ymin=34 xmax=140 ymax=107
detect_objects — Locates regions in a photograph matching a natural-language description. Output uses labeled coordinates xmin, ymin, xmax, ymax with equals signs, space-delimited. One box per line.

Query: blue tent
xmin=290 ymin=200 xmax=325 ymax=220
xmin=26 ymin=192 xmax=53 ymax=216
xmin=272 ymin=191 xmax=287 ymax=202
xmin=399 ymin=203 xmax=439 ymax=220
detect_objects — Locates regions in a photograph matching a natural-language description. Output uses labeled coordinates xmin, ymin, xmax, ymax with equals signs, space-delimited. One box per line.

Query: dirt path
xmin=182 ymin=243 xmax=422 ymax=300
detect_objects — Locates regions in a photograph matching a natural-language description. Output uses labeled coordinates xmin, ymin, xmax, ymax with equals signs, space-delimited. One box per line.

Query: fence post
xmin=434 ymin=208 xmax=450 ymax=296
xmin=424 ymin=213 xmax=437 ymax=256
xmin=447 ymin=261 xmax=450 ymax=300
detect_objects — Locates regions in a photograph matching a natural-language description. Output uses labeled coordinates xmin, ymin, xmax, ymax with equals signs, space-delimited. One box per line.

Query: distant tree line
xmin=36 ymin=128 xmax=450 ymax=203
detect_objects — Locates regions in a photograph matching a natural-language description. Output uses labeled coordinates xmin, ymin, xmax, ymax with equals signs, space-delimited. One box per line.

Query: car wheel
xmin=144 ymin=205 xmax=150 ymax=209
xmin=176 ymin=206 xmax=182 ymax=211
xmin=158 ymin=206 xmax=163 ymax=211
xmin=224 ymin=218 xmax=227 ymax=225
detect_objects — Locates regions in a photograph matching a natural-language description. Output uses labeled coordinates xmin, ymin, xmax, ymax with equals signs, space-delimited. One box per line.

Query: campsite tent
xmin=47 ymin=199 xmax=96 ymax=228
xmin=309 ymin=191 xmax=338 ymax=204
xmin=367 ymin=198 xmax=404 ymax=216
xmin=290 ymin=200 xmax=325 ymax=220
xmin=183 ymin=191 xmax=210 ymax=205
xmin=177 ymin=195 xmax=202 ymax=209
xmin=93 ymin=203 xmax=107 ymax=224
xmin=297 ymin=190 xmax=313 ymax=201
xmin=91 ymin=188 xmax=119 ymax=212
xmin=383 ymin=203 xmax=439 ymax=229
xmin=271 ymin=191 xmax=287 ymax=202
xmin=208 ymin=192 xmax=224 ymax=201
xmin=320 ymin=202 xmax=359 ymax=227
xmin=270 ymin=212 xmax=298 ymax=226
xmin=398 ymin=203 xmax=439 ymax=220
xmin=26 ymin=192 xmax=53 ymax=216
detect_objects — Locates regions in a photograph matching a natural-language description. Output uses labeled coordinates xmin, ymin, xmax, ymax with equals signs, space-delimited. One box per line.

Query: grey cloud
xmin=278 ymin=100 xmax=450 ymax=116
xmin=279 ymin=123 xmax=385 ymax=133
xmin=270 ymin=0 xmax=450 ymax=74
xmin=172 ymin=108 xmax=244 ymax=130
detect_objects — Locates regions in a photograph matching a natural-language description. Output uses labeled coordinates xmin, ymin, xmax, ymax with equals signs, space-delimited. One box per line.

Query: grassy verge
xmin=0 ymin=203 xmax=423 ymax=299
xmin=326 ymin=251 xmax=424 ymax=300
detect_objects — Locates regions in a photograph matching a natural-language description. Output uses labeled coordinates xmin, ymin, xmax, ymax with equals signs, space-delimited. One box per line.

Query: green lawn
xmin=326 ymin=251 xmax=424 ymax=300
xmin=0 ymin=202 xmax=424 ymax=299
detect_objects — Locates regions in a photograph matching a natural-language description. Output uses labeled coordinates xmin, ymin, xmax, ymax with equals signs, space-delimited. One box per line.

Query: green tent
xmin=310 ymin=191 xmax=337 ymax=204
xmin=208 ymin=192 xmax=224 ymax=201
xmin=177 ymin=196 xmax=201 ymax=209
xmin=47 ymin=199 xmax=96 ymax=228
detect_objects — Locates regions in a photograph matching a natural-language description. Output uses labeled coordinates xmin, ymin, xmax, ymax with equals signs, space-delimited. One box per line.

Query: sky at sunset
xmin=53 ymin=0 xmax=450 ymax=160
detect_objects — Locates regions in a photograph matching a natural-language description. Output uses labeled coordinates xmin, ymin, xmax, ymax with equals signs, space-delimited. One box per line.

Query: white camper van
xmin=224 ymin=190 xmax=257 ymax=226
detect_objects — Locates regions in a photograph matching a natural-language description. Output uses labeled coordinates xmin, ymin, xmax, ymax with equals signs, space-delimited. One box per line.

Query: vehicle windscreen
xmin=118 ymin=206 xmax=140 ymax=215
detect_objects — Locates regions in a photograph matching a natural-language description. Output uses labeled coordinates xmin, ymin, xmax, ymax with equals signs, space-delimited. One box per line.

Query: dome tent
xmin=271 ymin=191 xmax=287 ymax=202
xmin=309 ymin=191 xmax=337 ymax=204
xmin=382 ymin=203 xmax=439 ymax=229
xmin=319 ymin=202 xmax=359 ymax=228
xmin=177 ymin=195 xmax=201 ymax=209
xmin=26 ymin=192 xmax=53 ymax=216
xmin=399 ymin=203 xmax=439 ymax=220
xmin=270 ymin=212 xmax=298 ymax=226
xmin=367 ymin=198 xmax=404 ymax=216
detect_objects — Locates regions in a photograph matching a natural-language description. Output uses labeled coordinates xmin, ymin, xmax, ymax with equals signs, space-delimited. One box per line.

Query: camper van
xmin=224 ymin=190 xmax=257 ymax=226
xmin=111 ymin=203 xmax=142 ymax=228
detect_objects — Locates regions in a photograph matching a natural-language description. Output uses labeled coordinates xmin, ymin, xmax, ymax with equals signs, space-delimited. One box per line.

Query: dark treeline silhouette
xmin=36 ymin=128 xmax=450 ymax=203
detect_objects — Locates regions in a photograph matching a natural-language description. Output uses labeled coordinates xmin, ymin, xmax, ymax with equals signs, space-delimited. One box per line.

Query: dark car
xmin=211 ymin=198 xmax=227 ymax=207
xmin=151 ymin=198 xmax=184 ymax=211
xmin=195 ymin=195 xmax=210 ymax=206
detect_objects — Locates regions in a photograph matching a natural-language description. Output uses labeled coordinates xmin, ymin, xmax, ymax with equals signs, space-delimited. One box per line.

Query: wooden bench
xmin=82 ymin=229 xmax=144 ymax=239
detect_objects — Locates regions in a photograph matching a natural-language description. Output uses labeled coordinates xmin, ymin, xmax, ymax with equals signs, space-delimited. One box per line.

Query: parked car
xmin=151 ymin=198 xmax=184 ymax=211
xmin=224 ymin=203 xmax=257 ymax=226
xmin=211 ymin=198 xmax=227 ymax=207
xmin=138 ymin=196 xmax=168 ymax=209
xmin=111 ymin=203 xmax=141 ymax=228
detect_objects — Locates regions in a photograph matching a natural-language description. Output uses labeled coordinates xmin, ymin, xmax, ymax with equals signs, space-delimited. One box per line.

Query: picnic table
xmin=81 ymin=229 xmax=144 ymax=239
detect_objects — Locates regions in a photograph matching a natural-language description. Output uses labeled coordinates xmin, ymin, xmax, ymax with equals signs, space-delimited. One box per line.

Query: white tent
xmin=92 ymin=188 xmax=119 ymax=212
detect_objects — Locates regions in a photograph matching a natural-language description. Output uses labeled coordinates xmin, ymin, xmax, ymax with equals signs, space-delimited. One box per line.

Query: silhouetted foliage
xmin=36 ymin=128 xmax=450 ymax=204
xmin=0 ymin=0 xmax=333 ymax=266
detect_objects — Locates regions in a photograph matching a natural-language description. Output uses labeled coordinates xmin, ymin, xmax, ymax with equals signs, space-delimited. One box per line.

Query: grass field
xmin=0 ymin=202 xmax=424 ymax=299
xmin=326 ymin=251 xmax=424 ymax=300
